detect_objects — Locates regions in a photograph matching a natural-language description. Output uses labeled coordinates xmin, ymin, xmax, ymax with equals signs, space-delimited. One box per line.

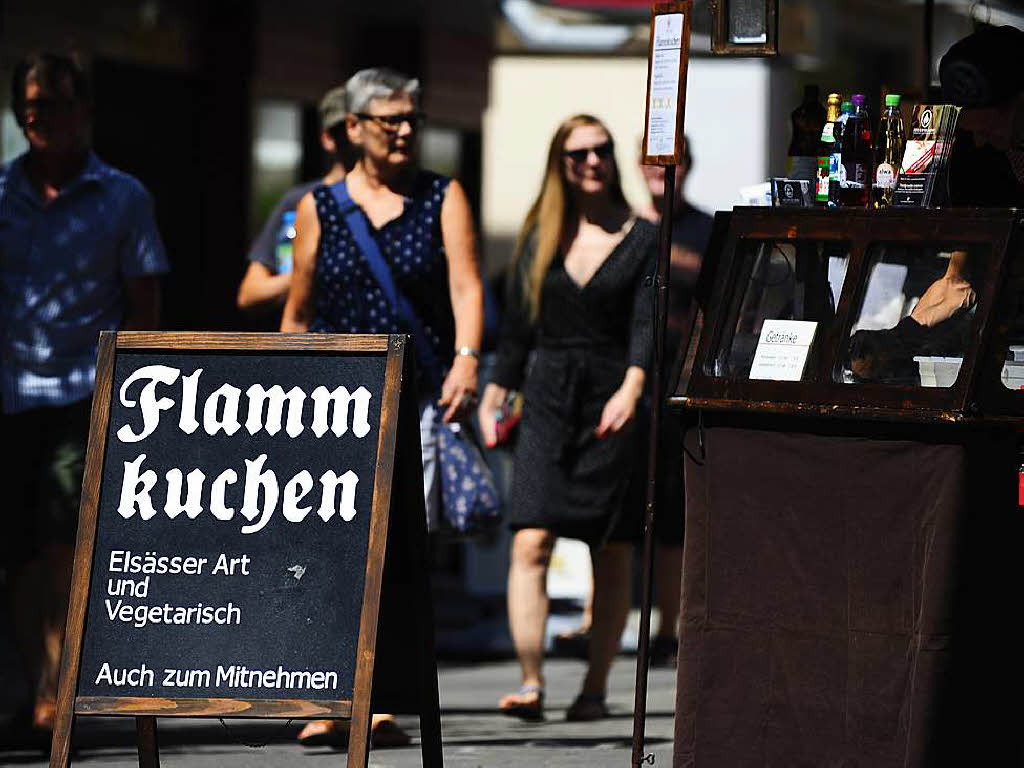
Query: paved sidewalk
xmin=3 ymin=658 xmax=677 ymax=767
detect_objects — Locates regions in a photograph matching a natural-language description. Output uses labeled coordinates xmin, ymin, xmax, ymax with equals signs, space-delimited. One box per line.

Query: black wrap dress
xmin=491 ymin=219 xmax=657 ymax=545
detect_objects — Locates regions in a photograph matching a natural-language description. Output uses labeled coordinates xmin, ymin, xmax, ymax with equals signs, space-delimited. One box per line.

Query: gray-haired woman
xmin=283 ymin=68 xmax=485 ymax=748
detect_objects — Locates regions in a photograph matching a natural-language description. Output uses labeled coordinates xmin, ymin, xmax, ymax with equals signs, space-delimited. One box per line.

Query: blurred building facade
xmin=2 ymin=0 xmax=1020 ymax=620
xmin=3 ymin=0 xmax=1009 ymax=323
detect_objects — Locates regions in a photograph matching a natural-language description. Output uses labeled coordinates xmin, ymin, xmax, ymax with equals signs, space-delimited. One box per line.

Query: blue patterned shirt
xmin=0 ymin=151 xmax=169 ymax=413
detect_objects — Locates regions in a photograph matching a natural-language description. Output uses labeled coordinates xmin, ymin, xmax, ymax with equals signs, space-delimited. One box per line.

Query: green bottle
xmin=816 ymin=93 xmax=841 ymax=206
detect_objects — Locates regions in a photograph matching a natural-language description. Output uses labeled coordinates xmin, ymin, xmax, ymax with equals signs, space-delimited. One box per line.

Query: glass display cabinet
xmin=668 ymin=208 xmax=1024 ymax=768
xmin=674 ymin=207 xmax=1024 ymax=420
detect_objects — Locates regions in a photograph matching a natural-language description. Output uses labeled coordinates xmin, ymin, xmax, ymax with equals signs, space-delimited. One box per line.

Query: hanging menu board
xmin=643 ymin=2 xmax=692 ymax=165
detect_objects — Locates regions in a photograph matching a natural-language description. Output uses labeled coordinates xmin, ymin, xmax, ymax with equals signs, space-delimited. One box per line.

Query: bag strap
xmin=327 ymin=179 xmax=442 ymax=391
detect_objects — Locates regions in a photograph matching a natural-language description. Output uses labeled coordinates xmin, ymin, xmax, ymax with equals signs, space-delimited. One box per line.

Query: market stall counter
xmin=670 ymin=207 xmax=1024 ymax=767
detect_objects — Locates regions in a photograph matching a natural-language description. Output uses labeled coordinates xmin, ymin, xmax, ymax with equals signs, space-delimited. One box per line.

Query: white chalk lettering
xmin=95 ymin=662 xmax=155 ymax=687
xmin=245 ymin=384 xmax=306 ymax=438
xmin=239 ymin=454 xmax=278 ymax=534
xmin=203 ymin=383 xmax=242 ymax=436
xmin=114 ymin=366 xmax=374 ymax=442
xmin=310 ymin=385 xmax=372 ymax=439
xmin=118 ymin=454 xmax=159 ymax=520
xmin=282 ymin=470 xmax=314 ymax=522
xmin=210 ymin=468 xmax=237 ymax=520
xmin=178 ymin=368 xmax=202 ymax=434
xmin=117 ymin=365 xmax=181 ymax=443
xmin=317 ymin=469 xmax=359 ymax=522
xmin=164 ymin=468 xmax=206 ymax=519
xmin=114 ymin=455 xmax=361 ymax=533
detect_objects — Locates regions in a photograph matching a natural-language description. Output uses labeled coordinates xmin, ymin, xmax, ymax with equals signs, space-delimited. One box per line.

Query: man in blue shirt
xmin=0 ymin=53 xmax=168 ymax=733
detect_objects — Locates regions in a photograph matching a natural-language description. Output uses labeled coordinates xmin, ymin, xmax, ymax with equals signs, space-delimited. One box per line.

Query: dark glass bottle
xmin=840 ymin=93 xmax=873 ymax=207
xmin=827 ymin=100 xmax=852 ymax=209
xmin=787 ymin=85 xmax=825 ymax=182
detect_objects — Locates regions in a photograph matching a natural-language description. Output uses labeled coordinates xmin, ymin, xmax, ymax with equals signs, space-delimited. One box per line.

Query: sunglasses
xmin=356 ymin=112 xmax=426 ymax=132
xmin=562 ymin=141 xmax=615 ymax=163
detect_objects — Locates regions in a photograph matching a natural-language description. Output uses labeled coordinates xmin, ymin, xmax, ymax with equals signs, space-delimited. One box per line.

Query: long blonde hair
xmin=515 ymin=114 xmax=628 ymax=320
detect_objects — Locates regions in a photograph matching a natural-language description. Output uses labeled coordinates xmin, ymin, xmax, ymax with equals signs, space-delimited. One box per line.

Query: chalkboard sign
xmin=50 ymin=332 xmax=441 ymax=768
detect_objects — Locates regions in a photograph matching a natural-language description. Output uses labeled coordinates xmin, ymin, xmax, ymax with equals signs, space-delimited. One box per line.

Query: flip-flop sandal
xmin=371 ymin=718 xmax=411 ymax=748
xmin=565 ymin=693 xmax=608 ymax=722
xmin=298 ymin=718 xmax=349 ymax=747
xmin=498 ymin=684 xmax=545 ymax=721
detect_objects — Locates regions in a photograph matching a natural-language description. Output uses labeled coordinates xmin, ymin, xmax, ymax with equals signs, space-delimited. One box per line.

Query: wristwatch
xmin=457 ymin=346 xmax=480 ymax=359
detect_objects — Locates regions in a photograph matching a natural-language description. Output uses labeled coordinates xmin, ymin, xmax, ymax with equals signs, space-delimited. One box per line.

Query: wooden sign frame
xmin=49 ymin=331 xmax=442 ymax=768
xmin=642 ymin=1 xmax=692 ymax=166
xmin=709 ymin=0 xmax=779 ymax=56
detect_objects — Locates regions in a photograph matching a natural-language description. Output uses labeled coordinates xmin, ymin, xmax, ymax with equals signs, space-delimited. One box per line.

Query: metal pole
xmin=924 ymin=0 xmax=935 ymax=94
xmin=630 ymin=162 xmax=676 ymax=768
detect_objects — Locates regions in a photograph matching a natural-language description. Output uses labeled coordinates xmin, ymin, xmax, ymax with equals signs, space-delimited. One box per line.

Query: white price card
xmin=748 ymin=320 xmax=818 ymax=381
xmin=646 ymin=13 xmax=684 ymax=157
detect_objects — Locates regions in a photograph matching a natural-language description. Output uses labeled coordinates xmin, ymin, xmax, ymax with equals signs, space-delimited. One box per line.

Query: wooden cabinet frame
xmin=673 ymin=208 xmax=1024 ymax=424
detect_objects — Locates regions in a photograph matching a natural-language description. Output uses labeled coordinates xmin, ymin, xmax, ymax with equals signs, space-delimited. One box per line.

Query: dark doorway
xmin=91 ymin=59 xmax=205 ymax=332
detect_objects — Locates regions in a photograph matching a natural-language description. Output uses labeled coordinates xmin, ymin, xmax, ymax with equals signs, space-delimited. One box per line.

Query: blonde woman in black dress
xmin=479 ymin=114 xmax=656 ymax=721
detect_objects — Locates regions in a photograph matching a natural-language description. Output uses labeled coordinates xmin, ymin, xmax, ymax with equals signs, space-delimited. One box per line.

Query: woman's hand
xmin=595 ymin=366 xmax=645 ymax=439
xmin=477 ymin=382 xmax=509 ymax=447
xmin=439 ymin=354 xmax=479 ymax=423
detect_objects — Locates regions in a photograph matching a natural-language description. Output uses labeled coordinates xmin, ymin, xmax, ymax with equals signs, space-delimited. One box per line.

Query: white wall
xmin=482 ymin=55 xmax=771 ymax=253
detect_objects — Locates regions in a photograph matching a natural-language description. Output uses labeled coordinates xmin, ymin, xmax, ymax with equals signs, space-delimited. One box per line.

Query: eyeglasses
xmin=355 ymin=112 xmax=426 ymax=132
xmin=562 ymin=141 xmax=615 ymax=164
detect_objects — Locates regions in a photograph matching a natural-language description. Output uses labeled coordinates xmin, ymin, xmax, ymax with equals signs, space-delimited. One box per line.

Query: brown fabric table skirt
xmin=674 ymin=426 xmax=1022 ymax=767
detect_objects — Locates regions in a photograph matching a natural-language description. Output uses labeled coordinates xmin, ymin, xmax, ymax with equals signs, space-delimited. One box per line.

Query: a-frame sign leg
xmin=135 ymin=716 xmax=160 ymax=768
xmin=393 ymin=347 xmax=443 ymax=767
xmin=349 ymin=334 xmax=446 ymax=768
xmin=373 ymin=341 xmax=443 ymax=768
xmin=347 ymin=712 xmax=372 ymax=768
xmin=404 ymin=389 xmax=443 ymax=768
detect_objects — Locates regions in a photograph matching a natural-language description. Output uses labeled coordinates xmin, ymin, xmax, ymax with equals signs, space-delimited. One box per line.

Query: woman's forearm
xmin=450 ymin=278 xmax=484 ymax=354
xmin=621 ymin=365 xmax=646 ymax=399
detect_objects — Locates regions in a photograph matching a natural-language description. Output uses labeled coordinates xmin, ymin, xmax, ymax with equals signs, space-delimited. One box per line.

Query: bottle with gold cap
xmin=816 ymin=92 xmax=842 ymax=206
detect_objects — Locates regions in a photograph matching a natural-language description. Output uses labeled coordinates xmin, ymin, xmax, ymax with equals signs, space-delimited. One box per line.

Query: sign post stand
xmin=49 ymin=332 xmax=441 ymax=768
xmin=633 ymin=4 xmax=692 ymax=767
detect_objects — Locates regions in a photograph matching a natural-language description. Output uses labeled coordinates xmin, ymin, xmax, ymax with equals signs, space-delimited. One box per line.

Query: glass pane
xmin=712 ymin=240 xmax=850 ymax=380
xmin=1000 ymin=305 xmax=1024 ymax=391
xmin=841 ymin=243 xmax=987 ymax=387
xmin=728 ymin=0 xmax=768 ymax=44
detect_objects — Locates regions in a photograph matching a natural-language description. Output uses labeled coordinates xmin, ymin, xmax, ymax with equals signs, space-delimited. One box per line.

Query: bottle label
xmin=820 ymin=123 xmax=835 ymax=142
xmin=875 ymin=162 xmax=896 ymax=190
xmin=829 ymin=153 xmax=842 ymax=182
xmin=816 ymin=157 xmax=830 ymax=202
xmin=841 ymin=160 xmax=868 ymax=189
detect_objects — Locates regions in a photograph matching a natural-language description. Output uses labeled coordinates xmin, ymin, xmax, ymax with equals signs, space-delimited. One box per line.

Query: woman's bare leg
xmin=501 ymin=528 xmax=555 ymax=707
xmin=579 ymin=542 xmax=632 ymax=699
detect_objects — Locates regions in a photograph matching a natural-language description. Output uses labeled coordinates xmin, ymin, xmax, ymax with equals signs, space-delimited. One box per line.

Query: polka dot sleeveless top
xmin=310 ymin=171 xmax=455 ymax=393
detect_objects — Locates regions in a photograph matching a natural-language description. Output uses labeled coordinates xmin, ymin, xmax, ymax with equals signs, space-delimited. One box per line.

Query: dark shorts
xmin=1 ymin=398 xmax=92 ymax=569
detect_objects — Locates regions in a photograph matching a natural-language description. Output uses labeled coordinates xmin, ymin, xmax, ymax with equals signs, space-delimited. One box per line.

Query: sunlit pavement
xmin=2 ymin=657 xmax=677 ymax=767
